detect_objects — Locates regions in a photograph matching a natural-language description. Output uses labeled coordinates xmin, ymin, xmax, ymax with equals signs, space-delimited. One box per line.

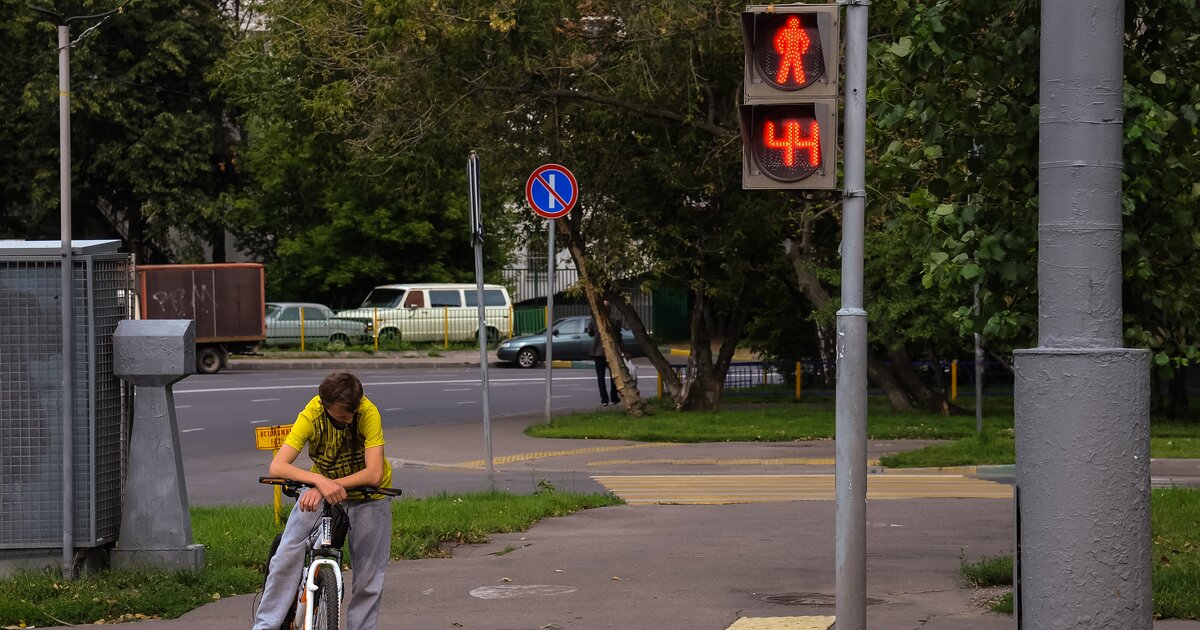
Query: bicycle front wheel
xmin=311 ymin=566 xmax=340 ymax=630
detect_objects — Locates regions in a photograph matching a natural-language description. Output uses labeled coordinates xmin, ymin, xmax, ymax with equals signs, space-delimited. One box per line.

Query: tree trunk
xmin=612 ymin=296 xmax=682 ymax=400
xmin=785 ymin=237 xmax=920 ymax=411
xmin=865 ymin=351 xmax=914 ymax=411
xmin=890 ymin=346 xmax=957 ymax=415
xmin=557 ymin=220 xmax=649 ymax=417
xmin=671 ymin=283 xmax=748 ymax=412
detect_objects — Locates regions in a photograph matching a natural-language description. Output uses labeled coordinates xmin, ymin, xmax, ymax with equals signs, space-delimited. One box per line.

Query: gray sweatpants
xmin=253 ymin=497 xmax=393 ymax=630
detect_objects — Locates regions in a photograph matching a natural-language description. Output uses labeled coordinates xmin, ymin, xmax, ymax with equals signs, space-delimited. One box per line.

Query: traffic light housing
xmin=740 ymin=5 xmax=839 ymax=190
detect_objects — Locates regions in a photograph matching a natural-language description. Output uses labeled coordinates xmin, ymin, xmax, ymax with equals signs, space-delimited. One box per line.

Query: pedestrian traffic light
xmin=740 ymin=5 xmax=839 ymax=190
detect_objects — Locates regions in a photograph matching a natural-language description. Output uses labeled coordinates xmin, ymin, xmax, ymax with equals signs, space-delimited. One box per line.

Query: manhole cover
xmin=760 ymin=592 xmax=885 ymax=606
xmin=469 ymin=584 xmax=577 ymax=600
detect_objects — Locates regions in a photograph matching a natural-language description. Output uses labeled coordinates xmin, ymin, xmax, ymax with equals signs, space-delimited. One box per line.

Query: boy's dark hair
xmin=319 ymin=371 xmax=364 ymax=409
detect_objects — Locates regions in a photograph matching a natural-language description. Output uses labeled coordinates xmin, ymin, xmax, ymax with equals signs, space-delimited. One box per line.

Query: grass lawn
xmin=527 ymin=399 xmax=1200 ymax=463
xmin=0 ymin=488 xmax=620 ymax=627
xmin=527 ymin=398 xmax=1015 ymax=442
xmin=959 ymin=488 xmax=1200 ymax=619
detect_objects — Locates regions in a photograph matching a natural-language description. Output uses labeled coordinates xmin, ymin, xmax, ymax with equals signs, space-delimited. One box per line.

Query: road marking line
xmin=443 ymin=388 xmax=471 ymax=392
xmin=592 ymin=474 xmax=1013 ymax=504
xmin=456 ymin=401 xmax=477 ymax=405
xmin=450 ymin=443 xmax=676 ymax=468
xmin=251 ymin=398 xmax=280 ymax=402
xmin=249 ymin=419 xmax=270 ymax=424
xmin=727 ymin=617 xmax=835 ymax=630
xmin=181 ymin=428 xmax=205 ymax=433
xmin=175 ymin=405 xmax=192 ymax=409
xmin=384 ymin=407 xmax=404 ymax=411
xmin=587 ymin=458 xmax=880 ymax=467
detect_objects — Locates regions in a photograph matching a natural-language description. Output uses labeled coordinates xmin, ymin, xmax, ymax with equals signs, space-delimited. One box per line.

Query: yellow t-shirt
xmin=284 ymin=395 xmax=392 ymax=498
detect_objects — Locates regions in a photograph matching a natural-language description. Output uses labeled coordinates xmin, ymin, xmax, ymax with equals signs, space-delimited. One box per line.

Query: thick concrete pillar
xmin=111 ymin=319 xmax=205 ymax=571
xmin=1016 ymin=0 xmax=1151 ymax=627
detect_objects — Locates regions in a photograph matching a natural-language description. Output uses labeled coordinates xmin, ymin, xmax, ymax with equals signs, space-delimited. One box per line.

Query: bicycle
xmin=258 ymin=476 xmax=402 ymax=630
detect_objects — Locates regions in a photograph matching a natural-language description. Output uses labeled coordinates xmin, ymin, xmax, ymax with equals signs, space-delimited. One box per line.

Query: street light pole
xmin=31 ymin=2 xmax=124 ymax=579
xmin=57 ymin=21 xmax=76 ymax=580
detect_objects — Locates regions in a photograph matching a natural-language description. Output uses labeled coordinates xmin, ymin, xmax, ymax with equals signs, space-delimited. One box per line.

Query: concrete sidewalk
xmin=45 ymin=409 xmax=1200 ymax=630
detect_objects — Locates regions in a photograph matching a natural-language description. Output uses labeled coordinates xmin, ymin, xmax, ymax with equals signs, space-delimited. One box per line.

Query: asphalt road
xmin=172 ymin=366 xmax=644 ymax=504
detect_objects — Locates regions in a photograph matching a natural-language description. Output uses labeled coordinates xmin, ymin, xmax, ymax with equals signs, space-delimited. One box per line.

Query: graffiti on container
xmin=150 ymin=283 xmax=213 ymax=317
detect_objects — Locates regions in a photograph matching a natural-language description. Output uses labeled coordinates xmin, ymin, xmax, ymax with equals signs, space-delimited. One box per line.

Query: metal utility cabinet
xmin=135 ymin=263 xmax=266 ymax=374
xmin=0 ymin=240 xmax=131 ymax=562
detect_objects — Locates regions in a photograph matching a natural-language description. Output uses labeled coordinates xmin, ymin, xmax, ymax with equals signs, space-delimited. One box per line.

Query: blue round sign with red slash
xmin=525 ymin=164 xmax=579 ymax=220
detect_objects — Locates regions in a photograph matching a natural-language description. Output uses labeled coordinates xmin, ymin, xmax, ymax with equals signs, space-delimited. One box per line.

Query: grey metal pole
xmin=58 ymin=23 xmax=76 ymax=578
xmin=467 ymin=152 xmax=494 ymax=489
xmin=544 ymin=220 xmax=555 ymax=422
xmin=835 ymin=2 xmax=868 ymax=628
xmin=1015 ymin=0 xmax=1151 ymax=627
xmin=974 ymin=282 xmax=982 ymax=435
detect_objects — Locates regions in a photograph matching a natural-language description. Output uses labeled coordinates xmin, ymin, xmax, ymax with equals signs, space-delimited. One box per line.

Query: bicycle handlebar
xmin=259 ymin=476 xmax=402 ymax=498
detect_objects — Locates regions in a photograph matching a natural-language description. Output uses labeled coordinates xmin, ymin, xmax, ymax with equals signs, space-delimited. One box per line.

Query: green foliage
xmin=216 ymin=1 xmax=526 ymax=305
xmin=870 ymin=0 xmax=1041 ymax=352
xmin=895 ymin=0 xmax=1200 ymax=397
xmin=988 ymin=591 xmax=1015 ymax=614
xmin=960 ymin=553 xmax=1013 ymax=588
xmin=1 ymin=0 xmax=237 ymax=261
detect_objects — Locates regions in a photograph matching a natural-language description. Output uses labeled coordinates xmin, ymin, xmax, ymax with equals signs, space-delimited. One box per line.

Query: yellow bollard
xmin=795 ymin=361 xmax=802 ymax=401
xmin=373 ymin=308 xmax=379 ymax=351
xmin=544 ymin=305 xmax=549 ymax=329
xmin=951 ymin=359 xmax=958 ymax=401
xmin=299 ymin=307 xmax=306 ymax=352
xmin=444 ymin=307 xmax=450 ymax=349
xmin=272 ymin=449 xmax=283 ymax=525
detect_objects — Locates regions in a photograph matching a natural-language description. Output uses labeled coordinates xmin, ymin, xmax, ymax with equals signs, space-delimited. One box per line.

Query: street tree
xmin=1 ymin=0 xmax=238 ymax=263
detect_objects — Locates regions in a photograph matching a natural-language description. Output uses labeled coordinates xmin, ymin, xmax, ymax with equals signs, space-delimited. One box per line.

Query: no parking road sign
xmin=525 ymin=164 xmax=579 ymax=219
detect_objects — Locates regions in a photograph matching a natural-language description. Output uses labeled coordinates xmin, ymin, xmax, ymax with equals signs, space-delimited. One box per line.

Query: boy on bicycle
xmin=254 ymin=371 xmax=393 ymax=630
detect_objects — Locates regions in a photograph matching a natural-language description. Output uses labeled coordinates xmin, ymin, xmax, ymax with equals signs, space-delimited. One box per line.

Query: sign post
xmin=468 ymin=151 xmax=495 ymax=489
xmin=254 ymin=424 xmax=293 ymax=524
xmin=525 ymin=164 xmax=579 ymax=422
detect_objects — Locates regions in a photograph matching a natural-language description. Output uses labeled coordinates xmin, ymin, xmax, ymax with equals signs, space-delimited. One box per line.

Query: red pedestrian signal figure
xmin=752 ymin=12 xmax=825 ymax=90
xmin=764 ymin=118 xmax=821 ymax=168
xmin=774 ymin=16 xmax=812 ymax=87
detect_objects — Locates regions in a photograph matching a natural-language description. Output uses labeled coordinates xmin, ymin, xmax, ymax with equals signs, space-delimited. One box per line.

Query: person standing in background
xmin=587 ymin=301 xmax=621 ymax=406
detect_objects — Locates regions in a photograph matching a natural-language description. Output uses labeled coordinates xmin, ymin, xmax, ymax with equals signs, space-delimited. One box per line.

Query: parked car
xmin=264 ymin=302 xmax=369 ymax=347
xmin=496 ymin=315 xmax=644 ymax=368
xmin=336 ymin=283 xmax=512 ymax=343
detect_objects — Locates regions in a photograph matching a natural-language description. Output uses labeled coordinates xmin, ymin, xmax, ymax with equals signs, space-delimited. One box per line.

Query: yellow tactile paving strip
xmin=591 ymin=474 xmax=1013 ymax=505
xmin=586 ymin=457 xmax=880 ymax=467
xmin=446 ymin=443 xmax=675 ymax=468
xmin=726 ymin=616 xmax=835 ymax=630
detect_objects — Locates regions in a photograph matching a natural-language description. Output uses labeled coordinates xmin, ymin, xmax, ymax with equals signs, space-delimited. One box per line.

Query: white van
xmin=337 ymin=283 xmax=511 ymax=343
